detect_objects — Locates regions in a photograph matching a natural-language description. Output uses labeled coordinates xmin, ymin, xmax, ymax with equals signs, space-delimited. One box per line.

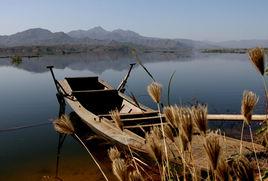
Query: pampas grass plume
xmin=110 ymin=109 xmax=123 ymax=131
xmin=147 ymin=82 xmax=162 ymax=103
xmin=163 ymin=106 xmax=177 ymax=128
xmin=164 ymin=124 xmax=175 ymax=142
xmin=145 ymin=132 xmax=163 ymax=164
xmin=178 ymin=107 xmax=193 ymax=143
xmin=108 ymin=147 xmax=121 ymax=161
xmin=231 ymin=155 xmax=255 ymax=181
xmin=203 ymin=134 xmax=221 ymax=171
xmin=128 ymin=170 xmax=143 ymax=181
xmin=241 ymin=90 xmax=259 ymax=125
xmin=248 ymin=47 xmax=265 ymax=75
xmin=53 ymin=114 xmax=74 ymax=135
xmin=112 ymin=158 xmax=128 ymax=181
xmin=216 ymin=158 xmax=231 ymax=181
xmin=192 ymin=104 xmax=208 ymax=136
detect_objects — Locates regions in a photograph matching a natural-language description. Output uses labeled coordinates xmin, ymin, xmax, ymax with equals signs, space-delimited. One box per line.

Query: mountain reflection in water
xmin=0 ymin=51 xmax=195 ymax=74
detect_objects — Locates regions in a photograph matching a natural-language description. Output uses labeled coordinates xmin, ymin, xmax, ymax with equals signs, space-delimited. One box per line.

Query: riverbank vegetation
xmin=0 ymin=44 xmax=193 ymax=58
xmin=202 ymin=48 xmax=268 ymax=54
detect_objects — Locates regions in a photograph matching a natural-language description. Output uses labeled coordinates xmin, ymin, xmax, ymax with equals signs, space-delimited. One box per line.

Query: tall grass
xmin=106 ymin=49 xmax=267 ymax=180
xmin=147 ymin=81 xmax=171 ymax=179
xmin=249 ymin=47 xmax=268 ymax=147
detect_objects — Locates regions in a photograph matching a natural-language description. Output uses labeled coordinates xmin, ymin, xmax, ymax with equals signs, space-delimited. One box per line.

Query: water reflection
xmin=0 ymin=51 xmax=195 ymax=74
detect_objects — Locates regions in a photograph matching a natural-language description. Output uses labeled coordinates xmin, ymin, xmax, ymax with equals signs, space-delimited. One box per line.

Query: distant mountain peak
xmin=0 ymin=28 xmax=74 ymax=47
xmin=112 ymin=29 xmax=140 ymax=36
xmin=17 ymin=28 xmax=52 ymax=34
xmin=90 ymin=26 xmax=106 ymax=31
xmin=87 ymin=26 xmax=108 ymax=34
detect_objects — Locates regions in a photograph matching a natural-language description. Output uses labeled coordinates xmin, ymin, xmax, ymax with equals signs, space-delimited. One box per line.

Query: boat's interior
xmin=66 ymin=77 xmax=105 ymax=91
xmin=72 ymin=89 xmax=123 ymax=115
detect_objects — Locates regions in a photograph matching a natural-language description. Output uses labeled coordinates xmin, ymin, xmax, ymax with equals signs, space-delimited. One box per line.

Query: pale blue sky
xmin=1 ymin=0 xmax=268 ymax=41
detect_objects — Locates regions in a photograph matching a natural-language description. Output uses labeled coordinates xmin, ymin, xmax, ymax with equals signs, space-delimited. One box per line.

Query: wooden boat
xmin=54 ymin=76 xmax=266 ymax=168
xmin=58 ymin=76 xmax=161 ymax=152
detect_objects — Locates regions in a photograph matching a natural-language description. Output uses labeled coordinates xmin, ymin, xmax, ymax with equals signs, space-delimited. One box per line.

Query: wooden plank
xmin=124 ymin=123 xmax=164 ymax=129
xmin=98 ymin=111 xmax=159 ymax=118
xmin=207 ymin=114 xmax=267 ymax=121
xmin=72 ymin=89 xmax=112 ymax=94
xmin=121 ymin=115 xmax=164 ymax=122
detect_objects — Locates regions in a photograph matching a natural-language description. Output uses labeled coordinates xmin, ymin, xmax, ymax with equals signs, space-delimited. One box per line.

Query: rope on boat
xmin=0 ymin=120 xmax=53 ymax=133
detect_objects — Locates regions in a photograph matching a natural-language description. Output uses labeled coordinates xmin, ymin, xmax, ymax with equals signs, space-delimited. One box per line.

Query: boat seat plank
xmin=124 ymin=123 xmax=166 ymax=129
xmin=121 ymin=115 xmax=165 ymax=122
xmin=72 ymin=89 xmax=112 ymax=94
xmin=98 ymin=111 xmax=159 ymax=119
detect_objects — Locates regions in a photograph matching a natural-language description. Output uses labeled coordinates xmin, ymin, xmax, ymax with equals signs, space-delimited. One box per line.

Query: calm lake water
xmin=0 ymin=52 xmax=265 ymax=180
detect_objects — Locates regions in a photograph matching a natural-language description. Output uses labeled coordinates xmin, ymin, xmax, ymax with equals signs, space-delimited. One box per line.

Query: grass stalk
xmin=167 ymin=71 xmax=176 ymax=106
xmin=188 ymin=144 xmax=197 ymax=181
xmin=239 ymin=121 xmax=245 ymax=154
xmin=73 ymin=134 xmax=109 ymax=181
xmin=125 ymin=135 xmax=141 ymax=176
xmin=110 ymin=109 xmax=141 ymax=176
xmin=157 ymin=103 xmax=170 ymax=179
xmin=248 ymin=125 xmax=262 ymax=181
xmin=172 ymin=141 xmax=193 ymax=179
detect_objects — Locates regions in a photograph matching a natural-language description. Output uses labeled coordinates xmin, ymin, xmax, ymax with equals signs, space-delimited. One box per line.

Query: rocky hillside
xmin=0 ymin=27 xmax=212 ymax=50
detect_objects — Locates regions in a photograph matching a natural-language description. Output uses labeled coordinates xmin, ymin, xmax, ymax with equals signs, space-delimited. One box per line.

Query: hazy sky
xmin=1 ymin=0 xmax=268 ymax=41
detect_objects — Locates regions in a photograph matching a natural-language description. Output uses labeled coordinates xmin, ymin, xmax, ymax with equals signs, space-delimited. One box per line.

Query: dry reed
xmin=203 ymin=134 xmax=221 ymax=172
xmin=110 ymin=109 xmax=123 ymax=131
xmin=112 ymin=158 xmax=128 ymax=181
xmin=191 ymin=104 xmax=208 ymax=136
xmin=164 ymin=124 xmax=175 ymax=142
xmin=176 ymin=132 xmax=189 ymax=152
xmin=147 ymin=82 xmax=162 ymax=103
xmin=53 ymin=115 xmax=109 ymax=181
xmin=177 ymin=107 xmax=193 ymax=144
xmin=240 ymin=90 xmax=258 ymax=154
xmin=128 ymin=170 xmax=144 ymax=181
xmin=231 ymin=155 xmax=255 ymax=181
xmin=163 ymin=106 xmax=176 ymax=128
xmin=241 ymin=90 xmax=259 ymax=125
xmin=240 ymin=91 xmax=262 ymax=180
xmin=109 ymin=147 xmax=121 ymax=161
xmin=263 ymin=130 xmax=268 ymax=150
xmin=147 ymin=81 xmax=171 ymax=179
xmin=216 ymin=158 xmax=231 ymax=181
xmin=145 ymin=131 xmax=163 ymax=165
xmin=248 ymin=47 xmax=265 ymax=75
xmin=53 ymin=115 xmax=74 ymax=135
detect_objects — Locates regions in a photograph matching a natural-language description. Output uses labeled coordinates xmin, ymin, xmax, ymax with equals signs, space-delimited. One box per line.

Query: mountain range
xmin=0 ymin=27 xmax=267 ymax=49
